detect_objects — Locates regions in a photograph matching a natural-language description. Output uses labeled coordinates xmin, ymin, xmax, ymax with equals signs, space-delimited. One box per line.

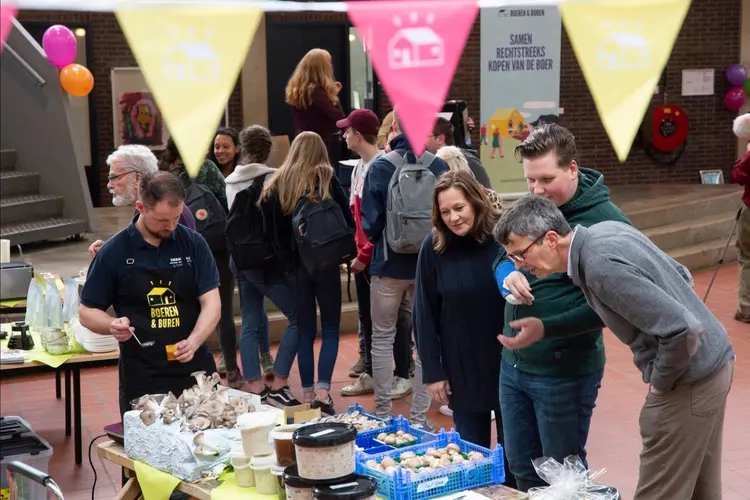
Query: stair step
xmin=668 ymin=236 xmax=738 ymax=272
xmin=0 ymin=150 xmax=15 ymax=172
xmin=0 ymin=171 xmax=40 ymax=197
xmin=0 ymin=217 xmax=88 ymax=246
xmin=624 ymin=188 xmax=742 ymax=231
xmin=230 ymin=272 xmax=358 ymax=315
xmin=642 ymin=211 xmax=739 ymax=252
xmin=0 ymin=194 xmax=64 ymax=225
xmin=207 ymin=302 xmax=361 ymax=351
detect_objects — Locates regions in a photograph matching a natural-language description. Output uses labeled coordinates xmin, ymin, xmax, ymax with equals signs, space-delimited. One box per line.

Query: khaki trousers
xmin=738 ymin=205 xmax=750 ymax=315
xmin=634 ymin=359 xmax=734 ymax=500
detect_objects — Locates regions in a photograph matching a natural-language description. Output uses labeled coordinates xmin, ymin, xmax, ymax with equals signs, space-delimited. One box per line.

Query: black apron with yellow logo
xmin=117 ymin=233 xmax=217 ymax=417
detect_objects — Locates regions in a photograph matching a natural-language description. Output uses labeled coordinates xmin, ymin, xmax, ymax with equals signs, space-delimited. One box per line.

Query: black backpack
xmin=181 ymin=175 xmax=228 ymax=253
xmin=225 ymin=174 xmax=276 ymax=271
xmin=292 ymin=193 xmax=356 ymax=275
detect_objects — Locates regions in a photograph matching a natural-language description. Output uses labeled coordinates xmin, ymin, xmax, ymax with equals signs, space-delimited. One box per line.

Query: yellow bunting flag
xmin=561 ymin=0 xmax=691 ymax=162
xmin=116 ymin=3 xmax=262 ymax=178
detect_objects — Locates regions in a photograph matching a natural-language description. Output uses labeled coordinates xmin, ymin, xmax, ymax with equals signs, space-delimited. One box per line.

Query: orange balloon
xmin=60 ymin=63 xmax=94 ymax=97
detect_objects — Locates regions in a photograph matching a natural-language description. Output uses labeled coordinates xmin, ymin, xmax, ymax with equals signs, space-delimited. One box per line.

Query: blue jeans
xmin=500 ymin=359 xmax=603 ymax=492
xmin=234 ymin=262 xmax=299 ymax=382
xmin=297 ymin=265 xmax=342 ymax=392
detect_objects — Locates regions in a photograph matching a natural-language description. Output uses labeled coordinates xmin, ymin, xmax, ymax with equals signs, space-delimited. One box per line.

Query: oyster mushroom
xmin=161 ymin=408 xmax=178 ymax=425
xmin=140 ymin=410 xmax=157 ymax=426
xmin=193 ymin=431 xmax=220 ymax=456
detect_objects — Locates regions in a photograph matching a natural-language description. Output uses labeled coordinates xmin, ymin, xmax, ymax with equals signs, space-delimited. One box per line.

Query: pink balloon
xmin=724 ymin=86 xmax=746 ymax=111
xmin=42 ymin=24 xmax=77 ymax=69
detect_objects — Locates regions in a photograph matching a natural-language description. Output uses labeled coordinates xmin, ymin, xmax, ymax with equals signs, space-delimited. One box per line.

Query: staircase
xmin=613 ymin=184 xmax=743 ymax=271
xmin=0 ymin=149 xmax=88 ymax=245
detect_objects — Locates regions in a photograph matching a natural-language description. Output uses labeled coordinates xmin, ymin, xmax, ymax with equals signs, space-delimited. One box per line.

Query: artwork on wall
xmin=118 ymin=91 xmax=164 ymax=148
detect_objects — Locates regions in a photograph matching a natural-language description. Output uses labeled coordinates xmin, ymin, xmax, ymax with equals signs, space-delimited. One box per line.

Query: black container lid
xmin=313 ymin=475 xmax=377 ymax=500
xmin=293 ymin=422 xmax=357 ymax=448
xmin=283 ymin=465 xmax=313 ymax=489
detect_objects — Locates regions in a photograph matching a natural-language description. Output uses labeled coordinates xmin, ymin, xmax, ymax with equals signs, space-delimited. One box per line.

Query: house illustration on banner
xmin=388 ymin=25 xmax=445 ymax=70
xmin=488 ymin=108 xmax=525 ymax=137
xmin=162 ymin=34 xmax=221 ymax=83
xmin=597 ymin=21 xmax=650 ymax=71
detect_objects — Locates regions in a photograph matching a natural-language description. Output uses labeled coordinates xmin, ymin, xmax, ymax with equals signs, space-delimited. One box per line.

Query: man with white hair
xmin=88 ymin=145 xmax=195 ymax=258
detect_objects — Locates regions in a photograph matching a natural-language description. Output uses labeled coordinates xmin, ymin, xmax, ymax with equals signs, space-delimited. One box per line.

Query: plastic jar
xmin=313 ymin=476 xmax=377 ymax=500
xmin=270 ymin=424 xmax=302 ymax=467
xmin=284 ymin=465 xmax=314 ymax=500
xmin=251 ymin=453 xmax=279 ymax=495
xmin=234 ymin=464 xmax=255 ymax=488
xmin=271 ymin=464 xmax=287 ymax=500
xmin=239 ymin=411 xmax=278 ymax=456
xmin=292 ymin=423 xmax=358 ymax=482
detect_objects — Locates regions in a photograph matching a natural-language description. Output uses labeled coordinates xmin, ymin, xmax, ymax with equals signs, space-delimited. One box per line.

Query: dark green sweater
xmin=501 ymin=168 xmax=631 ymax=377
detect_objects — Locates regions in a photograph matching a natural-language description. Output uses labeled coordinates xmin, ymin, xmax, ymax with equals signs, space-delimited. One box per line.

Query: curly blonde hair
xmin=285 ymin=49 xmax=339 ymax=110
xmin=436 ymin=146 xmax=473 ymax=175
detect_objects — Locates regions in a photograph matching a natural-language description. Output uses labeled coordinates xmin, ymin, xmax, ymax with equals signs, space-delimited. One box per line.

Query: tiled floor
xmin=1 ymin=264 xmax=748 ymax=500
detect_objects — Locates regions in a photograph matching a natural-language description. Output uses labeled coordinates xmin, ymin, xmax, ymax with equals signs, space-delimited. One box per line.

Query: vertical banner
xmin=347 ymin=0 xmax=478 ymax=156
xmin=480 ymin=6 xmax=561 ymax=194
xmin=116 ymin=3 xmax=262 ymax=178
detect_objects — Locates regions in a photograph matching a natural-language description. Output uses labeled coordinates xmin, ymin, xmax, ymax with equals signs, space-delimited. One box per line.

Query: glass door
xmin=348 ymin=27 xmax=375 ymax=111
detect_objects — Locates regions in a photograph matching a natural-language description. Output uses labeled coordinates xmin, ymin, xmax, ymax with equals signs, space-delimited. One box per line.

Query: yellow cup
xmin=166 ymin=344 xmax=178 ymax=361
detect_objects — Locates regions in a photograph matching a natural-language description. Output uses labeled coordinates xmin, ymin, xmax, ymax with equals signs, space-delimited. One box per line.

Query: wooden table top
xmin=97 ymin=441 xmax=529 ymax=500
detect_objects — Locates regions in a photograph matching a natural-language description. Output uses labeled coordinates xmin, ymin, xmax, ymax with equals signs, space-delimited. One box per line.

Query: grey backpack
xmin=384 ymin=150 xmax=438 ymax=255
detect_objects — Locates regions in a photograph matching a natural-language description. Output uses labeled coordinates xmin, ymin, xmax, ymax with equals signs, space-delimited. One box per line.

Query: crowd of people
xmin=77 ymin=47 xmax=744 ymax=499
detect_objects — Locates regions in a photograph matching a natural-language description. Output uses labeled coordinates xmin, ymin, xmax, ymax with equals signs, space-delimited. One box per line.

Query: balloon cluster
xmin=724 ymin=64 xmax=748 ymax=111
xmin=42 ymin=25 xmax=94 ymax=97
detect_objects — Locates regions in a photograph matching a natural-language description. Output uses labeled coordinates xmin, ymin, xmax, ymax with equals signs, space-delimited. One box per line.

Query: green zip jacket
xmin=502 ymin=168 xmax=631 ymax=377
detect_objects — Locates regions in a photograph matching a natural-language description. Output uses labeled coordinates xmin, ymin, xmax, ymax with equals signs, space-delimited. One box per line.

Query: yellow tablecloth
xmin=0 ymin=324 xmax=86 ymax=368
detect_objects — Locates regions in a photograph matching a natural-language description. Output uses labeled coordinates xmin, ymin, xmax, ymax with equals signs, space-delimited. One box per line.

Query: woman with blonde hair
xmin=261 ymin=131 xmax=356 ymax=414
xmin=436 ymin=145 xmax=504 ymax=213
xmin=285 ymin=49 xmax=345 ymax=161
xmin=413 ymin=168 xmax=516 ymax=487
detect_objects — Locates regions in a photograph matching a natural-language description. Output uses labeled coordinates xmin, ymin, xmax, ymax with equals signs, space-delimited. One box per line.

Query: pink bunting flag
xmin=0 ymin=3 xmax=16 ymax=52
xmin=347 ymin=0 xmax=478 ymax=156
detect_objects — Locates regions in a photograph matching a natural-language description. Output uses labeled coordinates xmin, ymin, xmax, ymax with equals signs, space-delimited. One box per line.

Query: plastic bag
xmin=24 ymin=278 xmax=46 ymax=329
xmin=45 ymin=279 xmax=64 ymax=330
xmin=62 ymin=278 xmax=80 ymax=323
xmin=528 ymin=456 xmax=620 ymax=500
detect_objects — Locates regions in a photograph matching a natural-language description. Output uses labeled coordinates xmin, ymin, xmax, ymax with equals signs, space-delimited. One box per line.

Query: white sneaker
xmin=439 ymin=405 xmax=454 ymax=417
xmin=340 ymin=373 xmax=374 ymax=397
xmin=391 ymin=377 xmax=413 ymax=400
xmin=491 ymin=410 xmax=496 ymax=421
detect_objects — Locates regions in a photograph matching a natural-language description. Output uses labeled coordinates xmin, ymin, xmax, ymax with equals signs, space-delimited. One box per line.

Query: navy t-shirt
xmin=81 ymin=216 xmax=219 ymax=313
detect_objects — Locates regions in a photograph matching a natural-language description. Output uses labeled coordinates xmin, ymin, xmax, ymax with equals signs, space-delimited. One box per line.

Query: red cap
xmin=336 ymin=109 xmax=380 ymax=136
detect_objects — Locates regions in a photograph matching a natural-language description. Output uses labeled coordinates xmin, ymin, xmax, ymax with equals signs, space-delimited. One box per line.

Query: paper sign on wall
xmin=0 ymin=3 xmax=17 ymax=51
xmin=561 ymin=0 xmax=690 ymax=162
xmin=347 ymin=0 xmax=478 ymax=156
xmin=116 ymin=3 xmax=262 ymax=178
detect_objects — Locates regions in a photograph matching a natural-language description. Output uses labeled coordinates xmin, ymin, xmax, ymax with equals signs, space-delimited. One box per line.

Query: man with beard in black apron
xmin=79 ymin=171 xmax=221 ymax=418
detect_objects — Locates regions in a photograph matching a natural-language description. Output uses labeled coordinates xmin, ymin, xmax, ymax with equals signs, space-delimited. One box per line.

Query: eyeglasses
xmin=507 ymin=234 xmax=546 ymax=264
xmin=107 ymin=170 xmax=136 ymax=182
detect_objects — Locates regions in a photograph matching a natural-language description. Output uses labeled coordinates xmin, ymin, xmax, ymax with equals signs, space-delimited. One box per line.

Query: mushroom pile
xmin=309 ymin=410 xmax=386 ymax=431
xmin=375 ymin=430 xmax=417 ymax=447
xmin=363 ymin=444 xmax=485 ymax=478
xmin=132 ymin=371 xmax=254 ymax=431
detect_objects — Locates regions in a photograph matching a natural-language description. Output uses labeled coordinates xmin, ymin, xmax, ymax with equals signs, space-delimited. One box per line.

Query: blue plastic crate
xmin=356 ymin=416 xmax=438 ymax=456
xmin=355 ymin=430 xmax=504 ymax=500
xmin=338 ymin=403 xmax=387 ymax=429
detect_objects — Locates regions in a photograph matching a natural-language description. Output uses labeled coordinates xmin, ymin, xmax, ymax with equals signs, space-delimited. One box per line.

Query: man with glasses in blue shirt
xmin=88 ymin=145 xmax=195 ymax=258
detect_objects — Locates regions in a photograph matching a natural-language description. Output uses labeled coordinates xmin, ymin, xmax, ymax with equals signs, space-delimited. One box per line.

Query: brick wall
xmin=17 ymin=11 xmax=243 ymax=205
xmin=19 ymin=0 xmax=740 ymax=202
xmin=378 ymin=0 xmax=741 ymax=184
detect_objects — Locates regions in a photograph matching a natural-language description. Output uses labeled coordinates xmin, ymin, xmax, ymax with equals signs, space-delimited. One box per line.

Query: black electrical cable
xmin=88 ymin=434 xmax=109 ymax=500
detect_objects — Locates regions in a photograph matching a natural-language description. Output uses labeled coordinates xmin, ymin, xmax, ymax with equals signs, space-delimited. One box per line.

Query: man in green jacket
xmin=492 ymin=124 xmax=630 ymax=491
